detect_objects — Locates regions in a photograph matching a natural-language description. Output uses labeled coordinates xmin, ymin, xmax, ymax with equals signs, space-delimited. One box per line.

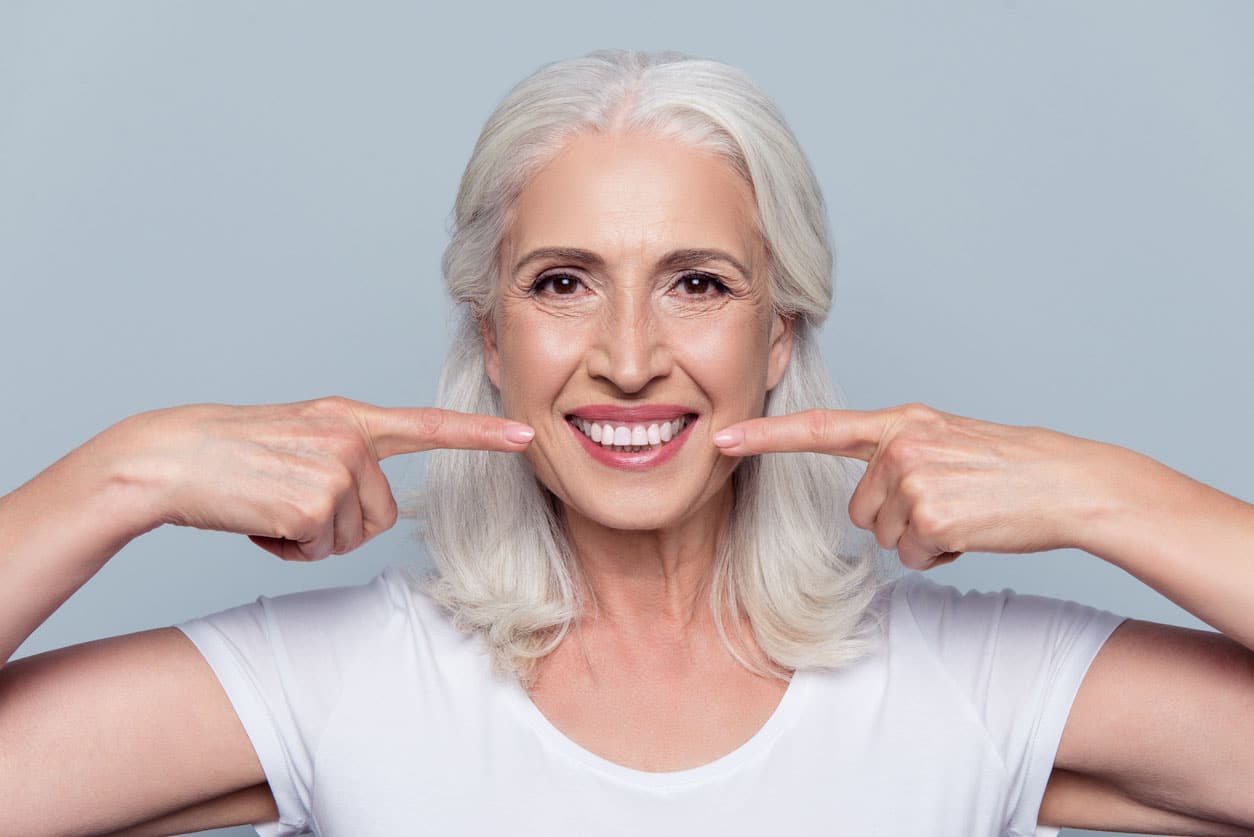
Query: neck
xmin=560 ymin=482 xmax=734 ymax=636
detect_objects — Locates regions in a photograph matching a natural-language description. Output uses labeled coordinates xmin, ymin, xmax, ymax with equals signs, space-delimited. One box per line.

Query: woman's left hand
xmin=713 ymin=402 xmax=1126 ymax=570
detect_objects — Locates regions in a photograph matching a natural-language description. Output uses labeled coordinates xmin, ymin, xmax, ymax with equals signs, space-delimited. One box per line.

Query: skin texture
xmin=483 ymin=130 xmax=792 ymax=634
xmin=477 ymin=130 xmax=1254 ymax=831
xmin=476 ymin=129 xmax=802 ymax=776
xmin=6 ymin=129 xmax=1251 ymax=833
xmin=0 ymin=398 xmax=534 ymax=835
xmin=715 ymin=403 xmax=1115 ymax=569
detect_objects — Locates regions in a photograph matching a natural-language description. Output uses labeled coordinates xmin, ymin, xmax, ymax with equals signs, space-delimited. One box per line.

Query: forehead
xmin=503 ymin=131 xmax=764 ymax=271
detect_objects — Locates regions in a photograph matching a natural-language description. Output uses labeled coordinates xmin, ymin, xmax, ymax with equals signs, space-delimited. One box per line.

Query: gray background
xmin=2 ymin=2 xmax=1251 ymax=835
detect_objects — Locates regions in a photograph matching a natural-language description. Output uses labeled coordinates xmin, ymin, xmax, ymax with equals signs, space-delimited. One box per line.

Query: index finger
xmin=711 ymin=408 xmax=888 ymax=460
xmin=356 ymin=405 xmax=534 ymax=460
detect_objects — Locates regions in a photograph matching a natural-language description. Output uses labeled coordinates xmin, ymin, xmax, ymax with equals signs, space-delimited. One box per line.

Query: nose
xmin=585 ymin=290 xmax=671 ymax=394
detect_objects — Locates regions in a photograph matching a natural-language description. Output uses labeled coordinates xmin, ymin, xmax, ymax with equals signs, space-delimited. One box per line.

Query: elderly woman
xmin=1 ymin=50 xmax=1252 ymax=836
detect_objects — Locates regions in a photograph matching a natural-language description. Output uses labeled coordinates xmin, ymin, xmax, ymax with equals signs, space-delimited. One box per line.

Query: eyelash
xmin=528 ymin=271 xmax=730 ymax=298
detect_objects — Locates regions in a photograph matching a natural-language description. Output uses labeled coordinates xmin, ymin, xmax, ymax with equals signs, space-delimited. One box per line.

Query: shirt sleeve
xmin=173 ymin=567 xmax=412 ymax=836
xmin=893 ymin=573 xmax=1129 ymax=837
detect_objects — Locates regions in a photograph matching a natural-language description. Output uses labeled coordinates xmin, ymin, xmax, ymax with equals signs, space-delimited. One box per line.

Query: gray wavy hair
xmin=403 ymin=49 xmax=895 ymax=688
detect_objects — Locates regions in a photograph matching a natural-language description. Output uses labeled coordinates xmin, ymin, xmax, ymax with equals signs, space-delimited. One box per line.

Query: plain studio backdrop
xmin=2 ymin=2 xmax=1251 ymax=836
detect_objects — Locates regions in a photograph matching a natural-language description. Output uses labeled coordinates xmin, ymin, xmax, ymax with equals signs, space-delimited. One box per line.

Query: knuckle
xmin=298 ymin=396 xmax=344 ymax=419
xmin=902 ymin=402 xmax=937 ymax=423
xmin=336 ymin=534 xmax=364 ymax=555
xmin=416 ymin=408 xmax=446 ymax=438
xmin=361 ymin=475 xmax=399 ymax=538
xmin=363 ymin=510 xmax=397 ymax=542
xmin=300 ymin=496 xmax=336 ymax=529
xmin=321 ymin=463 xmax=358 ymax=497
xmin=290 ymin=510 xmax=320 ymax=537
xmin=911 ymin=502 xmax=946 ymax=537
xmin=316 ymin=395 xmax=355 ymax=413
xmin=472 ymin=417 xmax=499 ymax=445
xmin=883 ymin=437 xmax=923 ymax=471
xmin=270 ymin=515 xmax=300 ymax=542
xmin=847 ymin=497 xmax=872 ymax=530
xmin=276 ymin=509 xmax=308 ymax=540
xmin=804 ymin=410 xmax=830 ymax=443
xmin=898 ymin=470 xmax=928 ymax=500
xmin=897 ymin=539 xmax=925 ymax=569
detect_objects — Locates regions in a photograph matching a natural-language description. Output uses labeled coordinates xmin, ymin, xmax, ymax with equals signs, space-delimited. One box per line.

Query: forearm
xmin=0 ymin=422 xmax=159 ymax=668
xmin=1078 ymin=443 xmax=1254 ymax=652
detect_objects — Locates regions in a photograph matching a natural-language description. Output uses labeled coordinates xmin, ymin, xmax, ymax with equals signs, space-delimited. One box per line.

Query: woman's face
xmin=484 ymin=131 xmax=793 ymax=532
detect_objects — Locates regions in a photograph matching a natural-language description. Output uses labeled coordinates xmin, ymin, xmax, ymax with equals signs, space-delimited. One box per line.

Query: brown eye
xmin=531 ymin=273 xmax=583 ymax=295
xmin=676 ymin=272 xmax=728 ymax=296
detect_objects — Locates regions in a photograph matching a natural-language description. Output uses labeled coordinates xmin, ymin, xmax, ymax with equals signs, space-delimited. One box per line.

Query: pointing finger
xmin=712 ymin=408 xmax=888 ymax=461
xmin=356 ymin=405 xmax=534 ymax=460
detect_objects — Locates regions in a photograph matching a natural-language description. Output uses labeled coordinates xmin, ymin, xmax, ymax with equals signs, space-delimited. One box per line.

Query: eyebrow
xmin=512 ymin=247 xmax=751 ymax=280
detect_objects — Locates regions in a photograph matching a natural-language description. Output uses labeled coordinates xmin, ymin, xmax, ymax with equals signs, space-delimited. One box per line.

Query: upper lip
xmin=566 ymin=404 xmax=697 ymax=422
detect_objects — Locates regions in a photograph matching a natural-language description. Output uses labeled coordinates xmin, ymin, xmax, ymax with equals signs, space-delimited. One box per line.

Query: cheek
xmin=496 ymin=318 xmax=585 ymax=411
xmin=681 ymin=320 xmax=771 ymax=409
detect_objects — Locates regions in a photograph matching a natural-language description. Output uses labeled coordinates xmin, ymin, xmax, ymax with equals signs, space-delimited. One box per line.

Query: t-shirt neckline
xmin=503 ymin=664 xmax=814 ymax=790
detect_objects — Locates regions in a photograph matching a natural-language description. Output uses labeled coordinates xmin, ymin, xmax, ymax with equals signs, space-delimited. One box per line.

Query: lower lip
xmin=567 ymin=416 xmax=697 ymax=471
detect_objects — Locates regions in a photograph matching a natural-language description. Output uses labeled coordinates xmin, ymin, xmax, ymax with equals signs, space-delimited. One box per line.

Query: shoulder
xmin=175 ymin=564 xmax=468 ymax=677
xmin=886 ymin=571 xmax=1125 ymax=648
xmin=878 ymin=572 xmax=1128 ymax=748
xmin=868 ymin=571 xmax=1127 ymax=725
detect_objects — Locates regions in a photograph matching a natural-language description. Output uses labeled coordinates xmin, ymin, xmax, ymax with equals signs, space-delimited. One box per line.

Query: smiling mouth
xmin=565 ymin=414 xmax=697 ymax=453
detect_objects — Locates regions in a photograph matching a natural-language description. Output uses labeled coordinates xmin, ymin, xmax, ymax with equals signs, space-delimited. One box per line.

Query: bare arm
xmin=103 ymin=783 xmax=280 ymax=837
xmin=0 ymin=398 xmax=532 ymax=834
xmin=1 ymin=396 xmax=532 ymax=671
xmin=0 ymin=627 xmax=273 ymax=835
xmin=0 ymin=418 xmax=281 ymax=835
xmin=1041 ymin=766 xmax=1254 ymax=837
xmin=0 ymin=419 xmax=156 ymax=670
xmin=718 ymin=403 xmax=1254 ymax=830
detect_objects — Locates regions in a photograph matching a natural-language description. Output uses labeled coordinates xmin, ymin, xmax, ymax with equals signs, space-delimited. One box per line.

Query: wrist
xmin=79 ymin=415 xmax=178 ymax=540
xmin=1070 ymin=441 xmax=1195 ymax=565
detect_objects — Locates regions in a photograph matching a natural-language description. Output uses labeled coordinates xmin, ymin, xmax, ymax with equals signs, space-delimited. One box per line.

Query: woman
xmin=1 ymin=50 xmax=1251 ymax=836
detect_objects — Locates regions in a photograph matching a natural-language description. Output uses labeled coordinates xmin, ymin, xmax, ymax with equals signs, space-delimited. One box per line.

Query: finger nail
xmin=504 ymin=423 xmax=535 ymax=444
xmin=712 ymin=428 xmax=744 ymax=448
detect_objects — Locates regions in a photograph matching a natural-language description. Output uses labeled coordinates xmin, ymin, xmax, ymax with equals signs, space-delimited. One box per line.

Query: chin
xmin=569 ymin=503 xmax=687 ymax=532
xmin=545 ymin=473 xmax=734 ymax=534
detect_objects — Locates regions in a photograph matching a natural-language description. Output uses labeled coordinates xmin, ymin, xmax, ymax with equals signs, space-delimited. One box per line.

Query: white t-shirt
xmin=175 ymin=565 xmax=1126 ymax=837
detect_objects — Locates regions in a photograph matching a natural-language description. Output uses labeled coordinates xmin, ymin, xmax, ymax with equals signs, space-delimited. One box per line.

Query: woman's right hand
xmin=107 ymin=396 xmax=534 ymax=562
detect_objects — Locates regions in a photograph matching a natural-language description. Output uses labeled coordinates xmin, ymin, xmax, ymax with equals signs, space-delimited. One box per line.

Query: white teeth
xmin=570 ymin=415 xmax=691 ymax=450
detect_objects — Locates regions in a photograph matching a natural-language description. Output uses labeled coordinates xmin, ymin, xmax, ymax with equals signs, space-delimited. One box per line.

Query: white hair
xmin=402 ymin=49 xmax=898 ymax=688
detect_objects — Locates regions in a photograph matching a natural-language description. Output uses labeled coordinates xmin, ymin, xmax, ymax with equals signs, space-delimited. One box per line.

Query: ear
xmin=480 ymin=316 xmax=501 ymax=388
xmin=765 ymin=313 xmax=794 ymax=392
